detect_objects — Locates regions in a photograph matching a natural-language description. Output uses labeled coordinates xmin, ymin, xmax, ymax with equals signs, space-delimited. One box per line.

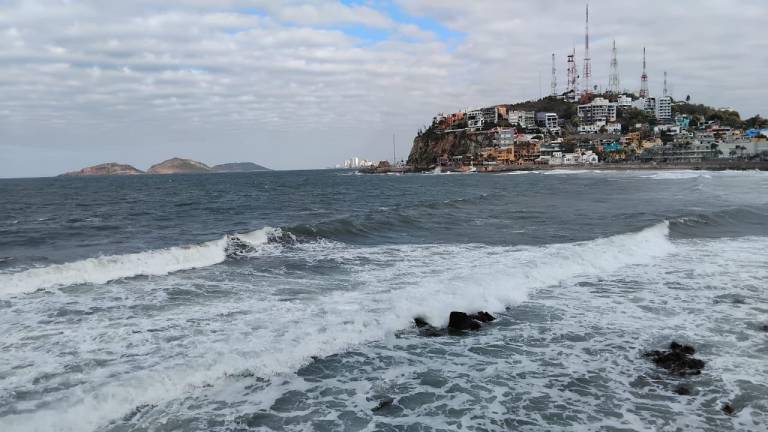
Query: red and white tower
xmin=640 ymin=47 xmax=649 ymax=98
xmin=567 ymin=47 xmax=579 ymax=99
xmin=583 ymin=2 xmax=592 ymax=95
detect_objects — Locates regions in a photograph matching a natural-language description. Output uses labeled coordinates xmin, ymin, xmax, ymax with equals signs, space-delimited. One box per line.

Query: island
xmin=59 ymin=158 xmax=271 ymax=177
xmin=147 ymin=158 xmax=211 ymax=175
xmin=211 ymin=162 xmax=271 ymax=172
xmin=60 ymin=163 xmax=144 ymax=177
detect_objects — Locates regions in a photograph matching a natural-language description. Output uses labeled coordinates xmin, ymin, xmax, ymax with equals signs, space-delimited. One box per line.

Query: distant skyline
xmin=1 ymin=0 xmax=767 ymax=178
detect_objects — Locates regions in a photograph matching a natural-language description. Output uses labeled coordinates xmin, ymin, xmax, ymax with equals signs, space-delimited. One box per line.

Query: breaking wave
xmin=0 ymin=227 xmax=283 ymax=297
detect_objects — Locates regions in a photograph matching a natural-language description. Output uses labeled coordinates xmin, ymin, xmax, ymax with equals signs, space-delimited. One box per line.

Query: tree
xmin=686 ymin=95 xmax=691 ymax=103
xmin=744 ymin=115 xmax=768 ymax=130
xmin=660 ymin=131 xmax=675 ymax=145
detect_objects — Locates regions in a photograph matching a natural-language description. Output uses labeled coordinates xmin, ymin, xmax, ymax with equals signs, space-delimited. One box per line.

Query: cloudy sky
xmin=1 ymin=0 xmax=766 ymax=177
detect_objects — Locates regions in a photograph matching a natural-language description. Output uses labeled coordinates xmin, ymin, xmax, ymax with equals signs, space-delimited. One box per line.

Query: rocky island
xmin=211 ymin=162 xmax=271 ymax=172
xmin=147 ymin=158 xmax=211 ymax=175
xmin=60 ymin=158 xmax=271 ymax=177
xmin=60 ymin=163 xmax=144 ymax=177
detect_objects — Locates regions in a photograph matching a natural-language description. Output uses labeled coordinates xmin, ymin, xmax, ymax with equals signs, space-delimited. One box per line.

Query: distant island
xmin=60 ymin=158 xmax=271 ymax=177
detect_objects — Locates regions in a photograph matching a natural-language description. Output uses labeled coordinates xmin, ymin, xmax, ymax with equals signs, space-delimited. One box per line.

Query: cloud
xmin=0 ymin=0 xmax=766 ymax=177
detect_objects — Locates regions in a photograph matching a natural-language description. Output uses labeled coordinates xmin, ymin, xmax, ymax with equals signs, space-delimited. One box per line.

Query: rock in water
xmin=469 ymin=311 xmax=496 ymax=322
xmin=448 ymin=312 xmax=481 ymax=331
xmin=673 ymin=385 xmax=691 ymax=396
xmin=722 ymin=403 xmax=735 ymax=416
xmin=413 ymin=317 xmax=430 ymax=328
xmin=643 ymin=342 xmax=705 ymax=375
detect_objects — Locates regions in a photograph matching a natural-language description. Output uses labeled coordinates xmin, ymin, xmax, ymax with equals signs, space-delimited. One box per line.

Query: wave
xmin=0 ymin=227 xmax=283 ymax=297
xmin=0 ymin=222 xmax=675 ymax=431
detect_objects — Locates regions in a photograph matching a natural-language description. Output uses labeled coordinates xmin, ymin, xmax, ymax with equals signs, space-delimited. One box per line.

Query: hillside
xmin=211 ymin=162 xmax=271 ymax=172
xmin=60 ymin=163 xmax=144 ymax=177
xmin=147 ymin=158 xmax=211 ymax=175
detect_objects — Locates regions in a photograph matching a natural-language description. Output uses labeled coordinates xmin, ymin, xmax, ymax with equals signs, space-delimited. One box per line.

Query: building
xmin=632 ymin=97 xmax=656 ymax=117
xmin=578 ymin=119 xmax=622 ymax=134
xmin=655 ymin=96 xmax=672 ymax=121
xmin=617 ymin=95 xmax=634 ymax=107
xmin=578 ymin=97 xmax=618 ymax=123
xmin=536 ymin=112 xmax=560 ymax=132
xmin=509 ymin=111 xmax=536 ymax=128
xmin=466 ymin=107 xmax=500 ymax=129
xmin=493 ymin=128 xmax=517 ymax=147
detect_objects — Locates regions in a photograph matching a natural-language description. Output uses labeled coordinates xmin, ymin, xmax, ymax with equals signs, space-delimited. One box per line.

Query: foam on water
xmin=0 ymin=227 xmax=280 ymax=296
xmin=0 ymin=223 xmax=675 ymax=432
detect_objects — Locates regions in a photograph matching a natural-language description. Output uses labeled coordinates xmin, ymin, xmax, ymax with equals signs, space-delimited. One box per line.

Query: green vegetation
xmin=506 ymin=96 xmax=578 ymax=122
xmin=673 ymin=102 xmax=743 ymax=129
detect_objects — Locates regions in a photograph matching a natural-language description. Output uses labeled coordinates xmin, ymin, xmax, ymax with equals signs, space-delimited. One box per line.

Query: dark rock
xmin=722 ymin=403 xmax=735 ymax=416
xmin=760 ymin=324 xmax=768 ymax=332
xmin=448 ymin=312 xmax=481 ymax=331
xmin=468 ymin=311 xmax=496 ymax=323
xmin=414 ymin=317 xmax=430 ymax=328
xmin=123 ymin=403 xmax=156 ymax=422
xmin=372 ymin=397 xmax=394 ymax=412
xmin=673 ymin=385 xmax=691 ymax=396
xmin=643 ymin=341 xmax=705 ymax=375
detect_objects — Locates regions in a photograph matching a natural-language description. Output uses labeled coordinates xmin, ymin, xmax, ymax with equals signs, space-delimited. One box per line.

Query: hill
xmin=60 ymin=163 xmax=144 ymax=177
xmin=147 ymin=158 xmax=211 ymax=175
xmin=211 ymin=162 xmax=271 ymax=172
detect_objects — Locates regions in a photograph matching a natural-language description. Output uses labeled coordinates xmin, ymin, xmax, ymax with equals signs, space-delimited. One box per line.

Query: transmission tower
xmin=582 ymin=2 xmax=592 ymax=95
xmin=663 ymin=71 xmax=668 ymax=97
xmin=567 ymin=47 xmax=579 ymax=98
xmin=551 ymin=53 xmax=557 ymax=97
xmin=639 ymin=47 xmax=649 ymax=98
xmin=608 ymin=40 xmax=620 ymax=94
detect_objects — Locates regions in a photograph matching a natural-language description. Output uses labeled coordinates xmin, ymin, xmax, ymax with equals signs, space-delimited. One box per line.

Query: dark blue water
xmin=1 ymin=169 xmax=767 ymax=431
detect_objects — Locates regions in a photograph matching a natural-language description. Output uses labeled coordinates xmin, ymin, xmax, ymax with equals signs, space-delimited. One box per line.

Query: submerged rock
xmin=722 ymin=403 xmax=736 ymax=416
xmin=673 ymin=384 xmax=691 ymax=396
xmin=643 ymin=342 xmax=705 ymax=375
xmin=469 ymin=311 xmax=496 ymax=323
xmin=371 ymin=397 xmax=394 ymax=412
xmin=413 ymin=318 xmax=444 ymax=337
xmin=448 ymin=312 xmax=481 ymax=331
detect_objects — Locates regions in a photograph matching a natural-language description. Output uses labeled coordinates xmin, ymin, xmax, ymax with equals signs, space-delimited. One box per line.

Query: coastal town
xmin=362 ymin=4 xmax=768 ymax=174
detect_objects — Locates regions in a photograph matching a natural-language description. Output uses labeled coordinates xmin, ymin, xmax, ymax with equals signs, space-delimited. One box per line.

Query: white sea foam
xmin=0 ymin=227 xmax=279 ymax=297
xmin=0 ymin=223 xmax=678 ymax=432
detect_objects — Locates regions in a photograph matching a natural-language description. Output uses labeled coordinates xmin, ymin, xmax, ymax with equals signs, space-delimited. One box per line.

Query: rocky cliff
xmin=407 ymin=129 xmax=495 ymax=168
xmin=211 ymin=162 xmax=270 ymax=172
xmin=147 ymin=158 xmax=211 ymax=175
xmin=60 ymin=163 xmax=144 ymax=177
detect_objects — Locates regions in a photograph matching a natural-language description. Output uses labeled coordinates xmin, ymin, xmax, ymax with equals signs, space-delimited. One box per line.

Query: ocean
xmin=1 ymin=169 xmax=767 ymax=431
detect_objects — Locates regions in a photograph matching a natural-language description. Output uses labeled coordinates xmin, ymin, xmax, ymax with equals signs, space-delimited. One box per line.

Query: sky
xmin=1 ymin=0 xmax=766 ymax=177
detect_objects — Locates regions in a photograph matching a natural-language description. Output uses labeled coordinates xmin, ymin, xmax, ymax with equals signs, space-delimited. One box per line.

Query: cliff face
xmin=147 ymin=158 xmax=211 ymax=174
xmin=407 ymin=129 xmax=495 ymax=168
xmin=211 ymin=162 xmax=270 ymax=172
xmin=61 ymin=163 xmax=144 ymax=177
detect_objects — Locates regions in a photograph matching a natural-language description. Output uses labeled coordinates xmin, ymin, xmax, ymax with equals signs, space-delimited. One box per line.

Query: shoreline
xmin=359 ymin=161 xmax=768 ymax=174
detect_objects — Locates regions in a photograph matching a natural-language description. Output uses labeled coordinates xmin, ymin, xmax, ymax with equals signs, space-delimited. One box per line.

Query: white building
xmin=617 ymin=95 xmax=634 ymax=107
xmin=536 ymin=112 xmax=560 ymax=132
xmin=578 ymin=97 xmax=618 ymax=123
xmin=655 ymin=96 xmax=672 ymax=121
xmin=509 ymin=111 xmax=536 ymax=128
xmin=578 ymin=119 xmax=622 ymax=134
xmin=633 ymin=97 xmax=656 ymax=117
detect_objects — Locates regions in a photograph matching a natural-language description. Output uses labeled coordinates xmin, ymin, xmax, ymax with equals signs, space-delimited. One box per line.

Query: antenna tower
xmin=608 ymin=40 xmax=620 ymax=94
xmin=567 ymin=47 xmax=579 ymax=97
xmin=639 ymin=47 xmax=649 ymax=98
xmin=663 ymin=71 xmax=668 ymax=97
xmin=550 ymin=53 xmax=557 ymax=97
xmin=583 ymin=2 xmax=592 ymax=95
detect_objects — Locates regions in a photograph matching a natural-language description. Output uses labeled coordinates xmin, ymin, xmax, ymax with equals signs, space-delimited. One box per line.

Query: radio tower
xmin=583 ymin=2 xmax=592 ymax=95
xmin=608 ymin=40 xmax=620 ymax=94
xmin=550 ymin=53 xmax=557 ymax=97
xmin=663 ymin=71 xmax=668 ymax=97
xmin=567 ymin=47 xmax=579 ymax=98
xmin=639 ymin=47 xmax=649 ymax=98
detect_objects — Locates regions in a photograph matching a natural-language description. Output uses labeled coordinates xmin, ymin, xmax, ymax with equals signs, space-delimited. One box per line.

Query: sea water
xmin=0 ymin=170 xmax=767 ymax=431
